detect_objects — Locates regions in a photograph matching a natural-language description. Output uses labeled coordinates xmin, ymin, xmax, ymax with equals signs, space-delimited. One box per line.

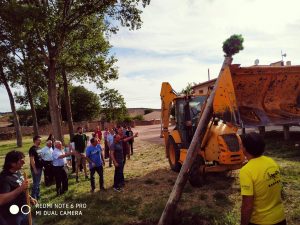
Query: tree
xmin=58 ymin=15 xmax=118 ymax=139
xmin=61 ymin=86 xmax=101 ymax=122
xmin=0 ymin=2 xmax=48 ymax=138
xmin=14 ymin=45 xmax=47 ymax=136
xmin=132 ymin=115 xmax=144 ymax=121
xmin=180 ymin=82 xmax=197 ymax=95
xmin=0 ymin=0 xmax=150 ymax=142
xmin=100 ymin=88 xmax=127 ymax=122
xmin=0 ymin=48 xmax=22 ymax=147
xmin=222 ymin=34 xmax=244 ymax=57
xmin=144 ymin=109 xmax=154 ymax=114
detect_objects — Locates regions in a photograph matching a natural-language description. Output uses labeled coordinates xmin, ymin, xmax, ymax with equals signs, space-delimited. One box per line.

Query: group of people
xmin=84 ymin=125 xmax=137 ymax=192
xmin=0 ymin=124 xmax=137 ymax=225
xmin=27 ymin=125 xmax=138 ymax=198
xmin=30 ymin=125 xmax=139 ymax=197
xmin=29 ymin=135 xmax=75 ymax=198
xmin=0 ymin=128 xmax=287 ymax=225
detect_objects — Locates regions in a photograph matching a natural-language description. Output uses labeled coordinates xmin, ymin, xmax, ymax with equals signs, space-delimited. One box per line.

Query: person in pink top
xmin=95 ymin=125 xmax=102 ymax=142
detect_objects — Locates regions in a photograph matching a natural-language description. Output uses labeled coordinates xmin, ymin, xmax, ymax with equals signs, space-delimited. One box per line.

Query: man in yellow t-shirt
xmin=239 ymin=132 xmax=286 ymax=225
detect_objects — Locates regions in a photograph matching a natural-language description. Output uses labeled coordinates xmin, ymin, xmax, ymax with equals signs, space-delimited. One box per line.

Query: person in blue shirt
xmin=86 ymin=138 xmax=105 ymax=193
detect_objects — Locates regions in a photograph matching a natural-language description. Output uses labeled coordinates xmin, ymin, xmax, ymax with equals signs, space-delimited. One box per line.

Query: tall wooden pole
xmin=158 ymin=57 xmax=233 ymax=225
xmin=23 ymin=172 xmax=32 ymax=225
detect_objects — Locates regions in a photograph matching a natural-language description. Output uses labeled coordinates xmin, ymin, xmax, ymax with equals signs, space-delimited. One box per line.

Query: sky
xmin=1 ymin=0 xmax=300 ymax=112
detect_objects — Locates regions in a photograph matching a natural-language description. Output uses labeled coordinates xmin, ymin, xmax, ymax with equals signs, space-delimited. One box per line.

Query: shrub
xmin=133 ymin=115 xmax=144 ymax=121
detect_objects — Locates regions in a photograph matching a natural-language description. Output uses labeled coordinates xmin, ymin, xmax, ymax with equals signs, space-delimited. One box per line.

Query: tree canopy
xmin=100 ymin=88 xmax=127 ymax=122
xmin=0 ymin=0 xmax=150 ymax=141
xmin=181 ymin=82 xmax=196 ymax=95
xmin=68 ymin=86 xmax=101 ymax=122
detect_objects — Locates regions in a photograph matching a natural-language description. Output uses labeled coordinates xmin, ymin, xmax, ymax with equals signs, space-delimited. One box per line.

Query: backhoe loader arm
xmin=160 ymin=82 xmax=178 ymax=155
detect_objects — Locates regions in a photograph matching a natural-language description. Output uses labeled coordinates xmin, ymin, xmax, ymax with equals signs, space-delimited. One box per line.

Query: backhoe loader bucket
xmin=213 ymin=65 xmax=300 ymax=127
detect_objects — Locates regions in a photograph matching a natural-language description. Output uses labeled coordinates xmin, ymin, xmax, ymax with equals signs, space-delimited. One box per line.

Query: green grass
xmin=0 ymin=131 xmax=299 ymax=225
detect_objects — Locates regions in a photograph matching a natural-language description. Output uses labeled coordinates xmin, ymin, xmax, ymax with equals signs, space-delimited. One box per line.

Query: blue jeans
xmin=31 ymin=167 xmax=42 ymax=199
xmin=90 ymin=166 xmax=104 ymax=190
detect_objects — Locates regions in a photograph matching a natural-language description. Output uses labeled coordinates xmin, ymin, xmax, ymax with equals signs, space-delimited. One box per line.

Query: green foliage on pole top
xmin=222 ymin=34 xmax=244 ymax=57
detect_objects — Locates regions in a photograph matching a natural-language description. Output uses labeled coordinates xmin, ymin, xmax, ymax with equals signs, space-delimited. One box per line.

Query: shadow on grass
xmin=34 ymin=167 xmax=237 ymax=225
xmin=264 ymin=131 xmax=300 ymax=161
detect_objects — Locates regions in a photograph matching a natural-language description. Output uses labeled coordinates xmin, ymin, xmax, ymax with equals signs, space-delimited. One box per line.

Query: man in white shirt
xmin=52 ymin=141 xmax=74 ymax=196
xmin=40 ymin=140 xmax=54 ymax=186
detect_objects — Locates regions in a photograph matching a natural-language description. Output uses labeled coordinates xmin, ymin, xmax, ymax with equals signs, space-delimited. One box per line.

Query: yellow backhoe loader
xmin=160 ymin=63 xmax=300 ymax=186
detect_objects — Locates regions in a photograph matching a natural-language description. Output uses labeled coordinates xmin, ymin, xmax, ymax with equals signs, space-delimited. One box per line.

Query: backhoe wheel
xmin=167 ymin=136 xmax=182 ymax=172
xmin=188 ymin=155 xmax=205 ymax=187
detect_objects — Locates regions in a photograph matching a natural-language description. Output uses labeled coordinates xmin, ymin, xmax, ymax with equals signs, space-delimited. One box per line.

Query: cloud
xmin=1 ymin=0 xmax=300 ymax=111
xmin=105 ymin=0 xmax=300 ymax=109
xmin=0 ymin=88 xmax=11 ymax=112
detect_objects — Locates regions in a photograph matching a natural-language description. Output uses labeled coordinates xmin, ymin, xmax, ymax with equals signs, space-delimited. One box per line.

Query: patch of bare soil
xmin=134 ymin=124 xmax=164 ymax=145
xmin=0 ymin=122 xmax=12 ymax=127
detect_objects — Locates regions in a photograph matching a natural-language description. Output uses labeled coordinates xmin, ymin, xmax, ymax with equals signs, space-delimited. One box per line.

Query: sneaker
xmin=90 ymin=189 xmax=95 ymax=193
xmin=113 ymin=187 xmax=122 ymax=192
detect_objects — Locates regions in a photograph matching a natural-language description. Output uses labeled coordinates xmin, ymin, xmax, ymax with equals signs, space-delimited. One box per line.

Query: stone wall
xmin=0 ymin=120 xmax=160 ymax=140
xmin=0 ymin=121 xmax=101 ymax=140
xmin=134 ymin=119 xmax=160 ymax=126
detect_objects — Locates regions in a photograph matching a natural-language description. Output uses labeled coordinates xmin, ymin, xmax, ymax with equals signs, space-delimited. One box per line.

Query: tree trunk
xmin=158 ymin=57 xmax=233 ymax=225
xmin=25 ymin=77 xmax=39 ymax=136
xmin=47 ymin=58 xmax=64 ymax=143
xmin=62 ymin=68 xmax=75 ymax=140
xmin=0 ymin=67 xmax=23 ymax=147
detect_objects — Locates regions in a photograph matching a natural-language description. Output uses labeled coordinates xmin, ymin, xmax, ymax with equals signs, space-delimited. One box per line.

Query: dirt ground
xmin=134 ymin=124 xmax=165 ymax=145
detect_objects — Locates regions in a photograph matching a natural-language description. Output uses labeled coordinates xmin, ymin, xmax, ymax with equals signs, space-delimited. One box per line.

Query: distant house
xmin=191 ymin=78 xmax=216 ymax=96
xmin=143 ymin=111 xmax=161 ymax=121
xmin=127 ymin=108 xmax=160 ymax=118
xmin=127 ymin=108 xmax=146 ymax=117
